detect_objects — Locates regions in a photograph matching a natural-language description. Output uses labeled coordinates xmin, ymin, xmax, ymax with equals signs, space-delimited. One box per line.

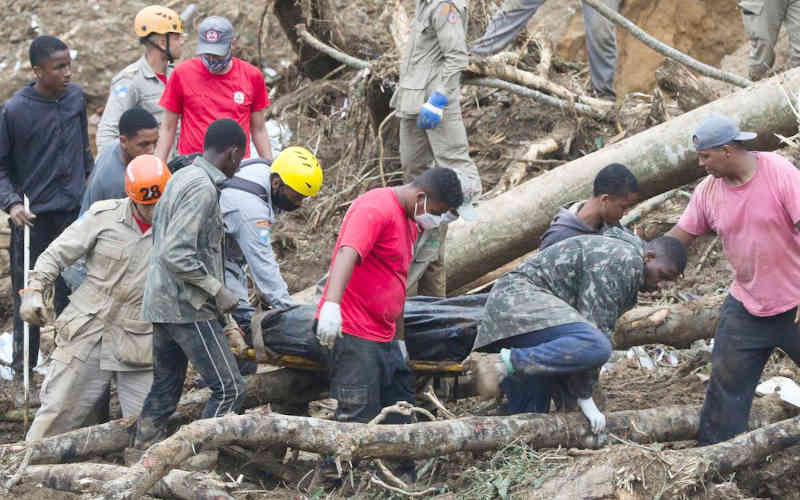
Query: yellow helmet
xmin=134 ymin=6 xmax=183 ymax=38
xmin=272 ymin=147 xmax=323 ymax=197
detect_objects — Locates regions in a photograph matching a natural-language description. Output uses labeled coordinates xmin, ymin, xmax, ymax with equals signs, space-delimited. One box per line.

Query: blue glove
xmin=417 ymin=91 xmax=448 ymax=130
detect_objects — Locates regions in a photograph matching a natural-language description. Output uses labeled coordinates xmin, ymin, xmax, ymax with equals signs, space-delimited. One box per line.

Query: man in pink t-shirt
xmin=667 ymin=114 xmax=800 ymax=445
xmin=315 ymin=168 xmax=463 ymax=435
xmin=153 ymin=16 xmax=272 ymax=162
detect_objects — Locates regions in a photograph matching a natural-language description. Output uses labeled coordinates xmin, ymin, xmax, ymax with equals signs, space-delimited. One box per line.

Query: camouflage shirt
xmin=141 ymin=156 xmax=226 ymax=323
xmin=474 ymin=228 xmax=646 ymax=349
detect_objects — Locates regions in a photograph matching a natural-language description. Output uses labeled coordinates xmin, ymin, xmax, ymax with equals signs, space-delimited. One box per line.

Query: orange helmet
xmin=125 ymin=154 xmax=171 ymax=205
xmin=134 ymin=6 xmax=183 ymax=38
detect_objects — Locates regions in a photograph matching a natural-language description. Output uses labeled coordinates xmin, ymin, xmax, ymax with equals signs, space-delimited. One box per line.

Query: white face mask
xmin=413 ymin=195 xmax=442 ymax=230
xmin=440 ymin=211 xmax=459 ymax=225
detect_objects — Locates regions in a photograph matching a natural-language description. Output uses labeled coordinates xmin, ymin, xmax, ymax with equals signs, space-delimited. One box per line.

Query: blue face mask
xmin=201 ymin=52 xmax=232 ymax=74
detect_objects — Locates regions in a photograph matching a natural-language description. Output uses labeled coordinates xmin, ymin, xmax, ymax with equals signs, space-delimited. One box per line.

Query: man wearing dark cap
xmin=153 ymin=16 xmax=272 ymax=163
xmin=667 ymin=114 xmax=800 ymax=445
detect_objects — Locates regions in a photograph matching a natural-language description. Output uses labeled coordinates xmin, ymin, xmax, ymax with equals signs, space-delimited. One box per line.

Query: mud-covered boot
xmin=133 ymin=417 xmax=168 ymax=450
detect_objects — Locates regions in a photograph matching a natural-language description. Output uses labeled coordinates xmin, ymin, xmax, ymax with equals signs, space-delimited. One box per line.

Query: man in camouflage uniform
xmin=739 ymin=0 xmax=800 ymax=81
xmin=465 ymin=229 xmax=687 ymax=433
xmin=471 ymin=0 xmax=620 ymax=99
xmin=391 ymin=0 xmax=483 ymax=297
xmin=135 ymin=119 xmax=248 ymax=447
xmin=96 ymin=5 xmax=184 ymax=153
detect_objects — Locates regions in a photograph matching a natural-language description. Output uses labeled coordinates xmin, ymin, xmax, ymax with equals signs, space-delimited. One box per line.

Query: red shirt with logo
xmin=316 ymin=188 xmax=419 ymax=342
xmin=159 ymin=57 xmax=269 ymax=157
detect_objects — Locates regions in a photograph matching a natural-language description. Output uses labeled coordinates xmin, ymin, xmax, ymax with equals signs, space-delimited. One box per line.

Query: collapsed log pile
xmin=0 ymin=397 xmax=790 ymax=499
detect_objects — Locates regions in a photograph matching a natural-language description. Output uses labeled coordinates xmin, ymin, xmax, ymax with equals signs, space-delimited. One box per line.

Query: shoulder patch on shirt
xmin=258 ymin=229 xmax=270 ymax=244
xmin=447 ymin=7 xmax=459 ymax=23
xmin=255 ymin=220 xmax=272 ymax=228
xmin=88 ymin=199 xmax=121 ymax=215
xmin=113 ymin=85 xmax=129 ymax=98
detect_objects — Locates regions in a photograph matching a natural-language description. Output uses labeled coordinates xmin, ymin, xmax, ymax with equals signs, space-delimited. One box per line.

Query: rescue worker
xmin=471 ymin=0 xmax=621 ymax=99
xmin=0 ymin=36 xmax=93 ymax=404
xmin=539 ymin=163 xmax=639 ymax=249
xmin=315 ymin=167 xmax=464 ymax=480
xmin=739 ymin=0 xmax=800 ymax=81
xmin=96 ymin=5 xmax=184 ymax=154
xmin=154 ymin=16 xmax=273 ymax=163
xmin=390 ymin=0 xmax=482 ymax=297
xmin=220 ymin=147 xmax=323 ymax=338
xmin=666 ymin=114 xmax=800 ymax=445
xmin=135 ymin=118 xmax=249 ymax=448
xmin=20 ymin=155 xmax=170 ymax=441
xmin=465 ymin=230 xmax=686 ymax=433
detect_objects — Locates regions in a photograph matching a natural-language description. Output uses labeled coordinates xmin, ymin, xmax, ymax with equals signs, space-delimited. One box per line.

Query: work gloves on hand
xmin=222 ymin=315 xmax=249 ymax=356
xmin=417 ymin=91 xmax=448 ymax=130
xmin=215 ymin=286 xmax=238 ymax=314
xmin=463 ymin=351 xmax=511 ymax=401
xmin=317 ymin=301 xmax=343 ymax=349
xmin=19 ymin=288 xmax=48 ymax=326
xmin=578 ymin=396 xmax=606 ymax=434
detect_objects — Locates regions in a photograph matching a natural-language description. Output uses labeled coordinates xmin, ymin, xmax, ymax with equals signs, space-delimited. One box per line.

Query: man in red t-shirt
xmin=154 ymin=16 xmax=272 ymax=162
xmin=667 ymin=114 xmax=800 ymax=445
xmin=315 ymin=168 xmax=463 ymax=433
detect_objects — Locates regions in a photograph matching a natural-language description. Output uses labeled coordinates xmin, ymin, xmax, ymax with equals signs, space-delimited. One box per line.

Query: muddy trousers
xmin=26 ymin=342 xmax=152 ymax=441
xmin=10 ymin=209 xmax=77 ymax=375
xmin=139 ymin=321 xmax=246 ymax=431
xmin=399 ymin=114 xmax=478 ymax=296
xmin=498 ymin=322 xmax=611 ymax=414
xmin=470 ymin=0 xmax=620 ymax=96
xmin=697 ymin=295 xmax=800 ymax=445
xmin=740 ymin=0 xmax=800 ymax=80
xmin=328 ymin=334 xmax=416 ymax=476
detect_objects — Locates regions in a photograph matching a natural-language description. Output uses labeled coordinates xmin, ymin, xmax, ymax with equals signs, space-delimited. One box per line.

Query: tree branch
xmin=294 ymin=24 xmax=611 ymax=120
xmin=583 ymin=0 xmax=752 ymax=88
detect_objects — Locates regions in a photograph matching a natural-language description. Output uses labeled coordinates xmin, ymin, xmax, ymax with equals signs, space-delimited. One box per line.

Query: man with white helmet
xmin=96 ymin=5 xmax=184 ymax=153
xmin=20 ymin=155 xmax=171 ymax=441
xmin=219 ymin=146 xmax=322 ymax=339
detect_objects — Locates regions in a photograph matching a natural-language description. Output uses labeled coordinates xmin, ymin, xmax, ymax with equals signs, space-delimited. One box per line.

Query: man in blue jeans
xmin=465 ymin=229 xmax=686 ymax=433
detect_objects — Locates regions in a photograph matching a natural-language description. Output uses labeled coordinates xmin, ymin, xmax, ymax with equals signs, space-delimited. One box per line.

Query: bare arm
xmin=324 ymin=246 xmax=360 ymax=304
xmin=154 ymin=110 xmax=180 ymax=163
xmin=665 ymin=225 xmax=697 ymax=249
xmin=250 ymin=109 xmax=273 ymax=160
xmin=394 ymin=303 xmax=405 ymax=341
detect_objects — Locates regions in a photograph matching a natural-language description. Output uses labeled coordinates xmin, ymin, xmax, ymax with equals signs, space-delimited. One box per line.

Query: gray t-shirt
xmin=80 ymin=139 xmax=127 ymax=214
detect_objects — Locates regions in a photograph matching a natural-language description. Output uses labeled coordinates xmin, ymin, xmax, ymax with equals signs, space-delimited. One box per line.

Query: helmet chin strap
xmin=145 ymin=35 xmax=174 ymax=64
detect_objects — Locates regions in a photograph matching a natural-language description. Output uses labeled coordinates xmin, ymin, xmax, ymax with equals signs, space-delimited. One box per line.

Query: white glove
xmin=397 ymin=340 xmax=409 ymax=362
xmin=578 ymin=397 xmax=606 ymax=434
xmin=20 ymin=289 xmax=48 ymax=326
xmin=317 ymin=301 xmax=342 ymax=349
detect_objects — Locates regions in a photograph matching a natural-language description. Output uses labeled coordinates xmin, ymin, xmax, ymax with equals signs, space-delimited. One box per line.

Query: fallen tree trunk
xmin=538 ymin=411 xmax=800 ymax=499
xmin=613 ymin=294 xmax=723 ymax=349
xmin=1 ymin=368 xmax=327 ymax=464
xmin=444 ymin=68 xmax=800 ymax=290
xmin=656 ymin=59 xmax=717 ymax=112
xmin=24 ymin=464 xmax=232 ymax=500
xmin=101 ymin=399 xmax=793 ymax=500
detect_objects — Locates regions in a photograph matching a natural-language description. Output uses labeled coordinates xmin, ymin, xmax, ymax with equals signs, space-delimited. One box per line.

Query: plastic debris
xmin=756 ymin=376 xmax=800 ymax=408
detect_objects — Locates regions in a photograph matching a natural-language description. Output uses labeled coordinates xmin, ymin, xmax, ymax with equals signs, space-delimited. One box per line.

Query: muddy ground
xmin=2 ymin=0 xmax=800 ymax=498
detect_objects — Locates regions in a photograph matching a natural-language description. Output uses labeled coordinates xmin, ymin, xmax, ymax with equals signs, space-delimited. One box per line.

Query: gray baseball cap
xmin=691 ymin=114 xmax=757 ymax=151
xmin=196 ymin=16 xmax=234 ymax=56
